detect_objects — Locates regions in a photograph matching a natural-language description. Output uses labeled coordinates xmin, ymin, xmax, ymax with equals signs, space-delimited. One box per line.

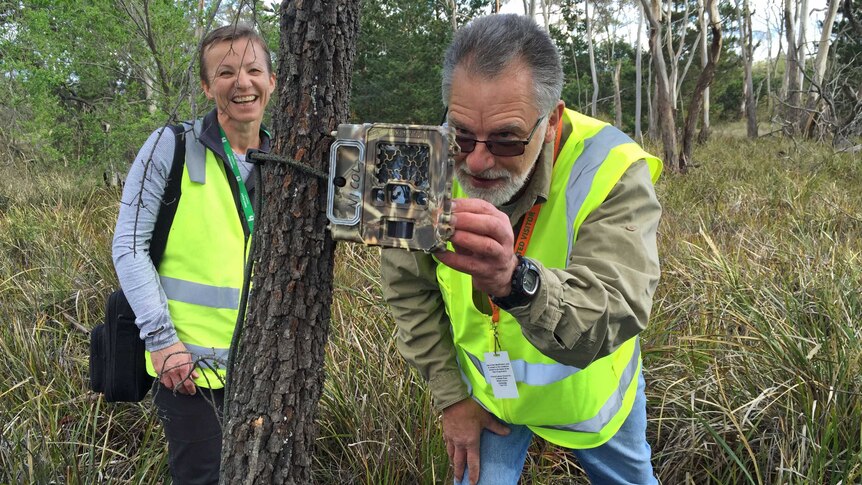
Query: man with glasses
xmin=381 ymin=14 xmax=663 ymax=484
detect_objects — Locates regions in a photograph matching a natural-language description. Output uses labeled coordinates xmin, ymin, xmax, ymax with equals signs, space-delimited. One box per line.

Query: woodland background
xmin=1 ymin=0 xmax=861 ymax=483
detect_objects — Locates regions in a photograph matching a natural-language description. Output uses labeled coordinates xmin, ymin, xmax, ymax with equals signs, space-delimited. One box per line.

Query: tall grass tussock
xmin=1 ymin=132 xmax=860 ymax=484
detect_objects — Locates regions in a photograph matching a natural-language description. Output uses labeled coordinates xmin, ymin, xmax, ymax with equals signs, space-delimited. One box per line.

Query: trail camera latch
xmin=326 ymin=123 xmax=457 ymax=252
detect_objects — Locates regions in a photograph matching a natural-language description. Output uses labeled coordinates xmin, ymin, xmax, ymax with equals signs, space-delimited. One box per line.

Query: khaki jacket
xmin=380 ymin=120 xmax=662 ymax=410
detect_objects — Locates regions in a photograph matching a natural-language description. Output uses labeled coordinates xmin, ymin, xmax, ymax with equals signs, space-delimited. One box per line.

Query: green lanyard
xmin=219 ymin=127 xmax=255 ymax=234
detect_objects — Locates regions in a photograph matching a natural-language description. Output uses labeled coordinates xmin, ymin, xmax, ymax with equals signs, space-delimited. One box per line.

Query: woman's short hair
xmin=199 ymin=23 xmax=272 ymax=85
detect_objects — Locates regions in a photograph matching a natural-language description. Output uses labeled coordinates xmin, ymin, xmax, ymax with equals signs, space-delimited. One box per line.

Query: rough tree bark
xmin=219 ymin=1 xmax=360 ymax=483
xmin=681 ymin=0 xmax=722 ymax=168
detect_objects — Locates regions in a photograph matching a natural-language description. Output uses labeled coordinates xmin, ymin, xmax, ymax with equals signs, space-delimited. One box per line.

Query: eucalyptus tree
xmin=681 ymin=0 xmax=722 ymax=166
xmin=783 ymin=0 xmax=802 ymax=132
xmin=737 ymin=0 xmax=757 ymax=137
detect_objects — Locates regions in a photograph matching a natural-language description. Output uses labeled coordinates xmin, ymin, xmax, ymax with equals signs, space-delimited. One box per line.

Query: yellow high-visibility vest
xmin=437 ymin=108 xmax=662 ymax=448
xmin=145 ymin=120 xmax=250 ymax=389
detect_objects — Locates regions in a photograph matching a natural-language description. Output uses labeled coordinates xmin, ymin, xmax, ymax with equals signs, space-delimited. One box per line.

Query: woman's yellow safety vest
xmin=437 ymin=108 xmax=662 ymax=449
xmin=145 ymin=121 xmax=250 ymax=389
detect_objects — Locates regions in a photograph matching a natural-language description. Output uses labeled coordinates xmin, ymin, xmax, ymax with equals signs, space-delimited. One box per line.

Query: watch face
xmin=522 ymin=266 xmax=540 ymax=294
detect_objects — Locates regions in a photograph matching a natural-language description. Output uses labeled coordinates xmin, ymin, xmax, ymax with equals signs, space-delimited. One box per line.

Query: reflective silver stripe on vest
xmin=565 ymin=125 xmax=636 ymax=254
xmin=160 ymin=275 xmax=240 ymax=309
xmin=464 ymin=350 xmax=583 ymax=386
xmin=540 ymin=339 xmax=640 ymax=434
xmin=186 ymin=119 xmax=207 ymax=184
xmin=185 ymin=343 xmax=229 ymax=370
xmin=464 ymin=339 xmax=640 ymax=434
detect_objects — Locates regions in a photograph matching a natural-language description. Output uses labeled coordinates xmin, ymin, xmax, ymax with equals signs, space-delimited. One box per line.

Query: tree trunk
xmin=697 ymin=0 xmax=711 ymax=142
xmin=447 ymin=0 xmax=458 ymax=32
xmin=740 ymin=0 xmax=758 ymax=137
xmin=648 ymin=57 xmax=659 ymax=140
xmin=219 ymin=1 xmax=360 ymax=483
xmin=540 ymin=0 xmax=551 ymax=29
xmin=765 ymin=7 xmax=774 ymax=122
xmin=681 ymin=0 xmax=722 ymax=167
xmin=796 ymin=0 xmax=808 ymax=93
xmin=642 ymin=0 xmax=678 ymax=170
xmin=635 ymin=1 xmax=644 ymax=140
xmin=800 ymin=0 xmax=841 ymax=136
xmin=523 ymin=0 xmax=536 ymax=17
xmin=783 ymin=0 xmax=801 ymax=133
xmin=143 ymin=66 xmax=157 ymax=115
xmin=587 ymin=0 xmax=599 ymax=117
xmin=614 ymin=61 xmax=623 ymax=128
xmin=570 ymin=43 xmax=584 ymax=110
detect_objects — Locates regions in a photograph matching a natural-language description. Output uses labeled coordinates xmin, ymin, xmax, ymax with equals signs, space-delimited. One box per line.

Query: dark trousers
xmin=153 ymin=383 xmax=224 ymax=485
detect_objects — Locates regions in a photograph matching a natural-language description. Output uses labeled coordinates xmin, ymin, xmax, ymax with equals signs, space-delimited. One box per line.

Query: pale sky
xmin=500 ymin=0 xmax=831 ymax=62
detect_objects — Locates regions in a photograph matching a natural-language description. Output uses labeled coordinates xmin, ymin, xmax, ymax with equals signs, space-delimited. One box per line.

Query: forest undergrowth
xmin=1 ymin=131 xmax=860 ymax=484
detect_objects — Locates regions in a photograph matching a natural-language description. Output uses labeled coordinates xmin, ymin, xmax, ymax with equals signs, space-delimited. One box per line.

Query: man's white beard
xmin=455 ymin=158 xmax=536 ymax=207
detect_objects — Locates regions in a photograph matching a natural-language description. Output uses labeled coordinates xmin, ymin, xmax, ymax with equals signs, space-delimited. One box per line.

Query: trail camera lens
xmin=414 ymin=192 xmax=427 ymax=206
xmin=387 ymin=220 xmax=414 ymax=239
xmin=372 ymin=188 xmax=386 ymax=203
xmin=387 ymin=184 xmax=411 ymax=205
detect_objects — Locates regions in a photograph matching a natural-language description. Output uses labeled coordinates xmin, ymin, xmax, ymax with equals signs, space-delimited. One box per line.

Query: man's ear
xmin=544 ymin=100 xmax=565 ymax=144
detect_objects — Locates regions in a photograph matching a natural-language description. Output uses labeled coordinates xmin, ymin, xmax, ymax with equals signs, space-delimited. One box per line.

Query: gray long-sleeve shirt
xmin=111 ymin=124 xmax=254 ymax=352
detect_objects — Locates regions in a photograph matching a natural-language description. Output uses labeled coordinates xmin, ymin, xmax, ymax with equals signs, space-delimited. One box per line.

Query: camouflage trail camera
xmin=326 ymin=123 xmax=457 ymax=252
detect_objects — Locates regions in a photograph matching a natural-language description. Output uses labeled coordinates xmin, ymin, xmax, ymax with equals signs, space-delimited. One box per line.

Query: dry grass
xmin=1 ymin=134 xmax=860 ymax=483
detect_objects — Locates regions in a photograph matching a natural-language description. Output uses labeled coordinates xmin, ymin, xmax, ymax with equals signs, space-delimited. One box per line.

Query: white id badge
xmin=484 ymin=351 xmax=519 ymax=399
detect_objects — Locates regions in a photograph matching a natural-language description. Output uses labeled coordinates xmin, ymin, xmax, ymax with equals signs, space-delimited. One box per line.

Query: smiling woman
xmin=200 ymin=27 xmax=276 ymax=155
xmin=110 ymin=22 xmax=275 ymax=485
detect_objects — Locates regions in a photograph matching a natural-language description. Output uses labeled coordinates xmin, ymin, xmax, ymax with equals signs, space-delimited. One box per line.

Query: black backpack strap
xmin=149 ymin=124 xmax=187 ymax=270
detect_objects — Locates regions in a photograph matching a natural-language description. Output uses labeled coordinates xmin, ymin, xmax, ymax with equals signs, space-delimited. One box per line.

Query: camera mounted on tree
xmin=326 ymin=123 xmax=457 ymax=252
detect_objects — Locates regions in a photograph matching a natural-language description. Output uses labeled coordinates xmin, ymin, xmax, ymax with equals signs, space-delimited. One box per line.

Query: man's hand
xmin=150 ymin=341 xmax=199 ymax=395
xmin=443 ymin=398 xmax=510 ymax=485
xmin=436 ymin=198 xmax=518 ymax=297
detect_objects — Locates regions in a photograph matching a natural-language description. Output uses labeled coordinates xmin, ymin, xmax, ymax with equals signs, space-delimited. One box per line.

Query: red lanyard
xmin=490 ymin=203 xmax=542 ymax=323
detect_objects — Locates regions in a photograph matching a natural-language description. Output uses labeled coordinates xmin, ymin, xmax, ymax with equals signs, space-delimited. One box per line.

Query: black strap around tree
xmin=149 ymin=124 xmax=187 ymax=270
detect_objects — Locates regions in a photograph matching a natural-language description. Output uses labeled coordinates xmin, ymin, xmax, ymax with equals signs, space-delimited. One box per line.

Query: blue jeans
xmin=455 ymin=371 xmax=657 ymax=485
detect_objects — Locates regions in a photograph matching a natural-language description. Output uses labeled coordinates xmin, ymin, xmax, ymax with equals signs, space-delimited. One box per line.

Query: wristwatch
xmin=490 ymin=256 xmax=541 ymax=310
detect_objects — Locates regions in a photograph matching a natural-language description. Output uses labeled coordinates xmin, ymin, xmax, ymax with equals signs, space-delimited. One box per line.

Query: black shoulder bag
xmin=89 ymin=124 xmax=187 ymax=402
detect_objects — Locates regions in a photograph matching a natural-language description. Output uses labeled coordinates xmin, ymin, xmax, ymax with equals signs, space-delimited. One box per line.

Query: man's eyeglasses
xmin=454 ymin=116 xmax=545 ymax=157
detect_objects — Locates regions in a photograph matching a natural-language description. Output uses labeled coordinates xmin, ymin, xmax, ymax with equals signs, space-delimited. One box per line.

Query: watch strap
xmin=491 ymin=256 xmax=539 ymax=310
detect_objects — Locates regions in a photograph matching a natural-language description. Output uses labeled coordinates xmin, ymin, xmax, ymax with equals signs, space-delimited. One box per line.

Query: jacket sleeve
xmin=380 ymin=248 xmax=469 ymax=410
xmin=507 ymin=160 xmax=662 ymax=368
xmin=111 ymin=127 xmax=180 ymax=352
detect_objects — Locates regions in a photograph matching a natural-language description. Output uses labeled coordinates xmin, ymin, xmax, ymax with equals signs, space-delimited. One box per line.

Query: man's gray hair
xmin=441 ymin=14 xmax=563 ymax=116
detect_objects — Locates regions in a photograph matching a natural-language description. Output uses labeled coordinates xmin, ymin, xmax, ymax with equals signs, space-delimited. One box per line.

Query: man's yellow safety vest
xmin=437 ymin=108 xmax=662 ymax=448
